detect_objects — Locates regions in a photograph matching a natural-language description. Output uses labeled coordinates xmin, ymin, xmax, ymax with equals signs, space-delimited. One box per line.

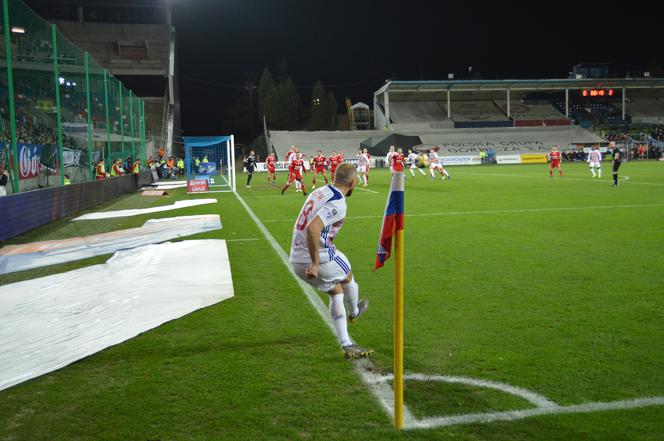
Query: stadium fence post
xmin=84 ymin=51 xmax=93 ymax=180
xmin=129 ymin=90 xmax=135 ymax=161
xmin=394 ymin=208 xmax=405 ymax=429
xmin=51 ymin=24 xmax=64 ymax=185
xmin=119 ymin=83 xmax=124 ymax=159
xmin=103 ymin=69 xmax=111 ymax=162
xmin=2 ymin=0 xmax=19 ymax=193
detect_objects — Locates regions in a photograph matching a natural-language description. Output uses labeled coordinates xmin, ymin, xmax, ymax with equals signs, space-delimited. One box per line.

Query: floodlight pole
xmin=447 ymin=89 xmax=451 ymax=119
xmin=565 ymin=89 xmax=569 ymax=118
xmin=622 ymin=88 xmax=626 ymax=120
xmin=506 ymin=88 xmax=511 ymax=118
xmin=384 ymin=91 xmax=391 ymax=130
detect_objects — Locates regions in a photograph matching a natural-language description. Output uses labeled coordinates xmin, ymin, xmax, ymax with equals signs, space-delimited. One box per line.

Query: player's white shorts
xmin=291 ymin=250 xmax=352 ymax=292
xmin=409 ymin=163 xmax=417 ymax=169
xmin=429 ymin=162 xmax=442 ymax=170
xmin=356 ymin=165 xmax=367 ymax=173
xmin=589 ymin=161 xmax=601 ymax=168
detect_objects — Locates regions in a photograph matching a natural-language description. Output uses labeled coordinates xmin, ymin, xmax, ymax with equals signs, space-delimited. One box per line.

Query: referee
xmin=611 ymin=142 xmax=622 ymax=187
xmin=243 ymin=150 xmax=257 ymax=188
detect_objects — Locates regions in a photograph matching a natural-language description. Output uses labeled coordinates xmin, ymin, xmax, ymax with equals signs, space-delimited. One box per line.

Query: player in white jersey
xmin=428 ymin=149 xmax=451 ymax=180
xmin=587 ymin=145 xmax=602 ymax=178
xmin=407 ymin=148 xmax=426 ymax=177
xmin=356 ymin=148 xmax=370 ymax=186
xmin=289 ymin=163 xmax=372 ymax=359
xmin=385 ymin=145 xmax=396 ymax=172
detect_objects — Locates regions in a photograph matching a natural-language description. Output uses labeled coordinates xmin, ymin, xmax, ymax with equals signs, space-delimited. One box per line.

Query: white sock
xmin=329 ymin=294 xmax=352 ymax=346
xmin=443 ymin=169 xmax=450 ymax=177
xmin=598 ymin=167 xmax=602 ymax=178
xmin=363 ymin=174 xmax=367 ymax=185
xmin=342 ymin=279 xmax=359 ymax=316
xmin=409 ymin=168 xmax=415 ymax=177
xmin=430 ymin=170 xmax=435 ymax=178
xmin=419 ymin=168 xmax=426 ymax=175
xmin=590 ymin=167 xmax=596 ymax=177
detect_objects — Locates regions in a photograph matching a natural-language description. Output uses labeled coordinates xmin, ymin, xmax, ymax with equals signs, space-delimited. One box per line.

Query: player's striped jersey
xmin=358 ymin=153 xmax=370 ymax=166
xmin=391 ymin=153 xmax=405 ymax=172
xmin=429 ymin=152 xmax=441 ymax=164
xmin=588 ymin=150 xmax=601 ymax=162
xmin=407 ymin=152 xmax=417 ymax=164
xmin=385 ymin=151 xmax=395 ymax=167
xmin=290 ymin=185 xmax=347 ymax=264
xmin=329 ymin=155 xmax=340 ymax=168
xmin=550 ymin=151 xmax=561 ymax=162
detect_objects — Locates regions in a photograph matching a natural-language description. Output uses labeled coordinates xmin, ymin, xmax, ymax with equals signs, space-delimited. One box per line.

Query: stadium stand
xmin=626 ymin=98 xmax=664 ymax=124
xmin=269 ymin=126 xmax=605 ymax=159
xmin=444 ymin=101 xmax=512 ymax=128
xmin=495 ymin=101 xmax=571 ymax=127
xmin=388 ymin=101 xmax=454 ymax=130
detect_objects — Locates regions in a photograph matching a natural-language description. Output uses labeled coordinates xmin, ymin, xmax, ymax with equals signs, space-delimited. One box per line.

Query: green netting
xmin=1 ymin=0 xmax=147 ymax=191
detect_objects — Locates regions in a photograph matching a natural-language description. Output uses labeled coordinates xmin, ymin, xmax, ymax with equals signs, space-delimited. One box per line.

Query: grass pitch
xmin=1 ymin=161 xmax=663 ymax=440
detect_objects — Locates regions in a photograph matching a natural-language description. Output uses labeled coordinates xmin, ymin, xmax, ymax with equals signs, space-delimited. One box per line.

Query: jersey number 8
xmin=296 ymin=199 xmax=315 ymax=231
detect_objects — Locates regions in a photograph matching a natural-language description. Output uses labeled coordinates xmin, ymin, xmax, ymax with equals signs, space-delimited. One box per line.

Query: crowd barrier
xmin=0 ymin=171 xmax=152 ymax=242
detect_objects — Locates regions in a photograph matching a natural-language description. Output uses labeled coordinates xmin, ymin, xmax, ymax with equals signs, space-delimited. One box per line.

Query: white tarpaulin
xmin=0 ymin=215 xmax=222 ymax=275
xmin=144 ymin=182 xmax=189 ymax=190
xmin=0 ymin=240 xmax=234 ymax=392
xmin=73 ymin=199 xmax=218 ymax=221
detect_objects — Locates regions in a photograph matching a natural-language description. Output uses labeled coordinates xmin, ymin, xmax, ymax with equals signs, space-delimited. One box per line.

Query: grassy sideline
xmin=1 ymin=161 xmax=663 ymax=440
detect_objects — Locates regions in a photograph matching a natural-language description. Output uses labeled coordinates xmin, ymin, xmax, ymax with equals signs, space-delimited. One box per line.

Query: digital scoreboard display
xmin=582 ymin=89 xmax=615 ymax=97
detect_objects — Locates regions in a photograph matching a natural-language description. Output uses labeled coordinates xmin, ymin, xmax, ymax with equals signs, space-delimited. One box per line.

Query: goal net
xmin=183 ymin=135 xmax=236 ymax=192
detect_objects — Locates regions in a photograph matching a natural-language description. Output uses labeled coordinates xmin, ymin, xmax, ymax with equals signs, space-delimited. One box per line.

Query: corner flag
xmin=374 ymin=172 xmax=405 ymax=270
xmin=374 ymin=171 xmax=405 ymax=430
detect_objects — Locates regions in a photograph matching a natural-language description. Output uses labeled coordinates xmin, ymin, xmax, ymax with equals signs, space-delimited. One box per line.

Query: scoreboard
xmin=581 ymin=89 xmax=615 ymax=97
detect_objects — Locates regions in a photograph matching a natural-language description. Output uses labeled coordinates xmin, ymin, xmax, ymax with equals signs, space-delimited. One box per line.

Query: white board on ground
xmin=144 ymin=181 xmax=188 ymax=190
xmin=0 ymin=215 xmax=222 ymax=275
xmin=73 ymin=199 xmax=218 ymax=220
xmin=0 ymin=240 xmax=234 ymax=392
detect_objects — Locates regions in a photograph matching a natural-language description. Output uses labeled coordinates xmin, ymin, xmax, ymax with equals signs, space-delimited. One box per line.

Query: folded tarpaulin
xmin=0 ymin=215 xmax=222 ymax=275
xmin=73 ymin=199 xmax=218 ymax=220
xmin=0 ymin=239 xmax=234 ymax=392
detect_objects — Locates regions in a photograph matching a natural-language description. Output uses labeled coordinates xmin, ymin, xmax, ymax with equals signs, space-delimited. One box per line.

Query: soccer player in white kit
xmin=385 ymin=145 xmax=396 ymax=172
xmin=290 ymin=163 xmax=372 ymax=359
xmin=429 ymin=148 xmax=451 ymax=180
xmin=356 ymin=148 xmax=370 ymax=186
xmin=587 ymin=144 xmax=602 ymax=178
xmin=407 ymin=148 xmax=426 ymax=177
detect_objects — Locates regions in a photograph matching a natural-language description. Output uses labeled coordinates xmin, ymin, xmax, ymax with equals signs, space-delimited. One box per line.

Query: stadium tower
xmin=27 ymin=0 xmax=181 ymax=158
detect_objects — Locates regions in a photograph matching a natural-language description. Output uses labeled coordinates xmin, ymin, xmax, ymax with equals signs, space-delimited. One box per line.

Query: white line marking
xmin=368 ymin=373 xmax=557 ymax=408
xmin=233 ymin=191 xmax=416 ymax=426
xmin=356 ymin=187 xmax=380 ymax=194
xmin=454 ymin=171 xmax=663 ymax=186
xmin=263 ymin=203 xmax=664 ymax=223
xmin=225 ymin=238 xmax=259 ymax=242
xmin=410 ymin=396 xmax=664 ymax=430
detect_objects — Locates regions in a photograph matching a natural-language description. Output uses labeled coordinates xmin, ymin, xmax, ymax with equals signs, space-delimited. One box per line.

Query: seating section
xmin=445 ymin=101 xmax=512 ymax=128
xmin=627 ymin=98 xmax=664 ymax=124
xmin=389 ymin=101 xmax=454 ymax=129
xmin=495 ymin=101 xmax=570 ymax=127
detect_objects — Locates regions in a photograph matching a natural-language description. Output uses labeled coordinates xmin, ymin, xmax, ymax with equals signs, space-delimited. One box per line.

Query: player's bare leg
xmin=362 ymin=172 xmax=368 ymax=186
xmin=298 ymin=178 xmax=307 ymax=196
xmin=441 ymin=167 xmax=451 ymax=180
xmin=323 ymin=171 xmax=329 ymax=184
xmin=557 ymin=165 xmax=564 ymax=177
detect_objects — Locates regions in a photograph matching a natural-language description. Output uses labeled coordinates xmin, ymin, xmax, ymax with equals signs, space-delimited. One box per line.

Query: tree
xmin=309 ymin=80 xmax=327 ymax=130
xmin=326 ymin=90 xmax=337 ymax=130
xmin=258 ymin=67 xmax=276 ymax=126
xmin=281 ymin=77 xmax=300 ymax=130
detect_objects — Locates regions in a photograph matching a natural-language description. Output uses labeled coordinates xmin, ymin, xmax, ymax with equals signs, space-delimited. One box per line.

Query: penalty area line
xmin=233 ymin=191 xmax=415 ymax=426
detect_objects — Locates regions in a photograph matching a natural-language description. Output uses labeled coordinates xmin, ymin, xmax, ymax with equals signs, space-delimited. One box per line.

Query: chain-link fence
xmin=1 ymin=0 xmax=149 ymax=194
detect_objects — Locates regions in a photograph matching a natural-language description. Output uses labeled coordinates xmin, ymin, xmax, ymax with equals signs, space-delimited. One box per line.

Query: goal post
xmin=183 ymin=135 xmax=236 ymax=192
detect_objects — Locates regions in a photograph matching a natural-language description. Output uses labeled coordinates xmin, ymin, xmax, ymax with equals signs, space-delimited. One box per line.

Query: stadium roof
xmin=375 ymin=78 xmax=664 ymax=94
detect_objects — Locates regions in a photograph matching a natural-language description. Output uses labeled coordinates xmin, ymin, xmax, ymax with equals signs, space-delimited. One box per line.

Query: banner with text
xmin=520 ymin=154 xmax=548 ymax=164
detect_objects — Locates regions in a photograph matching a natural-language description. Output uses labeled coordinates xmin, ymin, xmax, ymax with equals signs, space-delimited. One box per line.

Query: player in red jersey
xmin=391 ymin=147 xmax=405 ymax=173
xmin=281 ymin=152 xmax=307 ymax=196
xmin=338 ymin=150 xmax=345 ymax=162
xmin=311 ymin=150 xmax=329 ymax=189
xmin=549 ymin=146 xmax=563 ymax=177
xmin=266 ymin=153 xmax=277 ymax=184
xmin=328 ymin=150 xmax=340 ymax=176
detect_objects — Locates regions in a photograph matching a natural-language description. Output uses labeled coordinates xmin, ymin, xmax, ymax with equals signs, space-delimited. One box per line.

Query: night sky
xmin=171 ymin=1 xmax=662 ymax=139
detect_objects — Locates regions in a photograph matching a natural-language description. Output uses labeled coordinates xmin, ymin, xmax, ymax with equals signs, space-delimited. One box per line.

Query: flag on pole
xmin=374 ymin=172 xmax=405 ymax=270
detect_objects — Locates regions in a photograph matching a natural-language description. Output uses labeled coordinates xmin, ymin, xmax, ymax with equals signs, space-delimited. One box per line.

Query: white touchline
xmin=225 ymin=238 xmax=259 ymax=242
xmin=233 ymin=191 xmax=416 ymax=426
xmin=355 ymin=187 xmax=380 ymax=194
xmin=262 ymin=203 xmax=664 ymax=223
xmin=454 ymin=171 xmax=662 ymax=186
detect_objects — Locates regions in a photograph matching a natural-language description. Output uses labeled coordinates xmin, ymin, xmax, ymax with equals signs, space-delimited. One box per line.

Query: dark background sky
xmin=173 ymin=0 xmax=663 ymax=140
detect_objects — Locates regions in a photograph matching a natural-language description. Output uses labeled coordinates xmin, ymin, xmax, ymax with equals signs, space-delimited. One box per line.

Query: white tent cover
xmin=0 ymin=240 xmax=234 ymax=392
xmin=73 ymin=199 xmax=218 ymax=221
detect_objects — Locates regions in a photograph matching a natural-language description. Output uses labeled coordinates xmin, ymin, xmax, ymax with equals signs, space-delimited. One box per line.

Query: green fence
xmin=1 ymin=0 xmax=148 ymax=194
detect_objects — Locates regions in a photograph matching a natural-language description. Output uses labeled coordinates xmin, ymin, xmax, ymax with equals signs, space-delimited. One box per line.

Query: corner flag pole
xmin=394 ymin=227 xmax=404 ymax=429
